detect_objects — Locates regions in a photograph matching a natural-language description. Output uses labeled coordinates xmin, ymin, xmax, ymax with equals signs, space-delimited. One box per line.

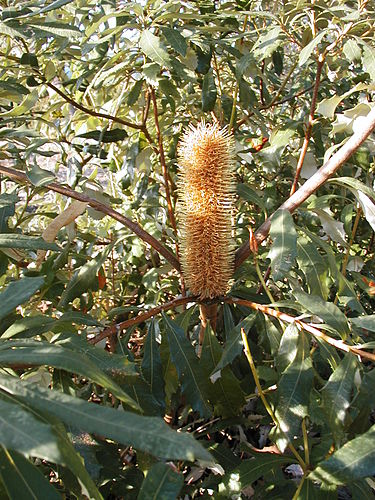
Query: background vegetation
xmin=0 ymin=0 xmax=375 ymax=498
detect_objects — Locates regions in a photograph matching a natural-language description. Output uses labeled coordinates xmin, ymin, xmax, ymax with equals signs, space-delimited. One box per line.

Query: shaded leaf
xmin=0 ymin=374 xmax=213 ymax=464
xmin=202 ymin=68 xmax=217 ymax=112
xmin=293 ymin=288 xmax=350 ymax=338
xmin=163 ymin=313 xmax=212 ymax=418
xmin=26 ymin=164 xmax=55 ymax=187
xmin=275 ymin=332 xmax=313 ymax=451
xmin=267 ymin=209 xmax=297 ymax=281
xmin=0 ymin=234 xmax=60 ymax=251
xmin=0 ymin=448 xmax=61 ymax=500
xmin=299 ymin=31 xmax=326 ymax=66
xmin=200 ymin=326 xmax=245 ymax=417
xmin=141 ymin=319 xmax=165 ymax=411
xmin=161 ymin=27 xmax=187 ymax=56
xmin=321 ymin=353 xmax=358 ymax=443
xmin=0 ymin=276 xmax=44 ymax=321
xmin=137 ymin=462 xmax=183 ymax=499
xmin=310 ymin=424 xmax=375 ymax=485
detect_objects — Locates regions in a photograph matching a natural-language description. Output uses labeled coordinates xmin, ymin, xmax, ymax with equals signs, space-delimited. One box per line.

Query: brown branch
xmin=290 ymin=56 xmax=324 ymax=195
xmin=45 ymin=80 xmax=144 ymax=131
xmin=235 ymin=105 xmax=375 ymax=269
xmin=89 ymin=295 xmax=194 ymax=344
xmin=225 ymin=297 xmax=375 ymax=363
xmin=150 ymin=88 xmax=178 ymax=237
xmin=0 ymin=165 xmax=181 ymax=271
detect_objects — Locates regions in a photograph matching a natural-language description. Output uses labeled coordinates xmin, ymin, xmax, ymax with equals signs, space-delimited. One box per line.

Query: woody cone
xmin=177 ymin=121 xmax=235 ymax=348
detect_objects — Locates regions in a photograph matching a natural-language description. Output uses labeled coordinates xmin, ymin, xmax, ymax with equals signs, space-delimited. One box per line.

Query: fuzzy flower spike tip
xmin=177 ymin=121 xmax=236 ymax=299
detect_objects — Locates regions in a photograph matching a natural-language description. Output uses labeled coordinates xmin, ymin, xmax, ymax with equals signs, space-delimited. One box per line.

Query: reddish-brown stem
xmin=45 ymin=80 xmax=143 ymax=131
xmin=235 ymin=105 xmax=375 ymax=269
xmin=0 ymin=165 xmax=181 ymax=271
xmin=150 ymin=87 xmax=186 ymax=295
xmin=89 ymin=295 xmax=194 ymax=344
xmin=290 ymin=56 xmax=325 ymax=195
xmin=225 ymin=297 xmax=375 ymax=363
xmin=150 ymin=88 xmax=178 ymax=237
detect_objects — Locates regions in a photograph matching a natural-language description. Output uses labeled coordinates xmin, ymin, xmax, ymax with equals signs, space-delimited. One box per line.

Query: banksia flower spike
xmin=177 ymin=121 xmax=236 ymax=300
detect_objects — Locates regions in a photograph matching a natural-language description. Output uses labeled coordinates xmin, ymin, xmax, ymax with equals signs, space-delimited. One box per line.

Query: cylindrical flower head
xmin=177 ymin=121 xmax=235 ymax=299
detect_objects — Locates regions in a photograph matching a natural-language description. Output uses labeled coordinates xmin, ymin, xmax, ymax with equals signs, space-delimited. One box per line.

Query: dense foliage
xmin=0 ymin=0 xmax=375 ymax=498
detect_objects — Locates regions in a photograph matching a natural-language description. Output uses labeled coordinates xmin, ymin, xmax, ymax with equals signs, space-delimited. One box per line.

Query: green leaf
xmin=140 ymin=30 xmax=170 ymax=67
xmin=310 ymin=424 xmax=375 ymax=485
xmin=237 ymin=183 xmax=266 ymax=211
xmin=362 ymin=44 xmax=375 ymax=81
xmin=59 ymin=243 xmax=114 ymax=307
xmin=275 ymin=332 xmax=313 ymax=451
xmin=0 ymin=89 xmax=39 ymax=117
xmin=299 ymin=31 xmax=326 ymax=66
xmin=267 ymin=209 xmax=297 ymax=281
xmin=321 ymin=353 xmax=358 ymax=444
xmin=161 ymin=27 xmax=187 ymax=56
xmin=141 ymin=319 xmax=165 ymax=410
xmin=351 ymin=315 xmax=375 ymax=332
xmin=0 ymin=339 xmax=139 ymax=410
xmin=0 ymin=276 xmax=44 ymax=321
xmin=0 ymin=399 xmax=64 ymax=464
xmin=26 ymin=164 xmax=55 ymax=187
xmin=276 ymin=323 xmax=300 ymax=374
xmin=163 ymin=313 xmax=212 ymax=418
xmin=77 ymin=128 xmax=128 ymax=143
xmin=0 ymin=234 xmax=60 ymax=251
xmin=212 ymin=313 xmax=257 ymax=373
xmin=201 ymin=68 xmax=217 ymax=112
xmin=137 ymin=462 xmax=183 ymax=499
xmin=343 ymin=39 xmax=361 ymax=62
xmin=26 ymin=0 xmax=75 ymax=16
xmin=20 ymin=53 xmax=38 ymax=68
xmin=297 ymin=236 xmax=329 ymax=299
xmin=0 ymin=448 xmax=61 ymax=500
xmin=219 ymin=451 xmax=295 ymax=494
xmin=200 ymin=326 xmax=245 ymax=417
xmin=127 ymin=79 xmax=143 ymax=106
xmin=0 ymin=374 xmax=213 ymax=464
xmin=293 ymin=288 xmax=350 ymax=338
xmin=252 ymin=26 xmax=282 ymax=60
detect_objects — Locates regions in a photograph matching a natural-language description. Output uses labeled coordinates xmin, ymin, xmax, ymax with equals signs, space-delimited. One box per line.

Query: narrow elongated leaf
xmin=161 ymin=27 xmax=187 ymax=56
xmin=163 ymin=314 xmax=212 ymax=418
xmin=201 ymin=68 xmax=217 ymax=111
xmin=212 ymin=313 xmax=257 ymax=374
xmin=0 ymin=374 xmax=213 ymax=464
xmin=26 ymin=164 xmax=55 ymax=187
xmin=293 ymin=288 xmax=350 ymax=338
xmin=275 ymin=332 xmax=313 ymax=451
xmin=299 ymin=31 xmax=326 ymax=66
xmin=267 ymin=209 xmax=297 ymax=281
xmin=0 ymin=89 xmax=38 ymax=117
xmin=140 ymin=30 xmax=170 ymax=67
xmin=59 ymin=243 xmax=113 ymax=307
xmin=321 ymin=353 xmax=358 ymax=443
xmin=0 ymin=234 xmax=60 ymax=251
xmin=0 ymin=339 xmax=139 ymax=410
xmin=252 ymin=26 xmax=282 ymax=59
xmin=310 ymin=424 xmax=375 ymax=485
xmin=0 ymin=276 xmax=44 ymax=321
xmin=276 ymin=323 xmax=300 ymax=374
xmin=200 ymin=326 xmax=245 ymax=417
xmin=0 ymin=448 xmax=61 ymax=500
xmin=141 ymin=320 xmax=165 ymax=409
xmin=351 ymin=315 xmax=375 ymax=332
xmin=0 ymin=399 xmax=63 ymax=464
xmin=219 ymin=452 xmax=295 ymax=494
xmin=297 ymin=236 xmax=329 ymax=299
xmin=137 ymin=462 xmax=183 ymax=499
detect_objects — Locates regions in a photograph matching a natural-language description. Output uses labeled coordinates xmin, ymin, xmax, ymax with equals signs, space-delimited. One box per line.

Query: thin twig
xmin=241 ymin=328 xmax=307 ymax=470
xmin=235 ymin=106 xmax=375 ymax=269
xmin=290 ymin=55 xmax=324 ymax=195
xmin=226 ymin=297 xmax=375 ymax=363
xmin=0 ymin=165 xmax=181 ymax=271
xmin=89 ymin=296 xmax=194 ymax=344
xmin=44 ymin=80 xmax=143 ymax=131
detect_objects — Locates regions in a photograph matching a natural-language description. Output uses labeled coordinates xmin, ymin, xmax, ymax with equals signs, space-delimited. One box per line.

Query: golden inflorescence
xmin=177 ymin=121 xmax=235 ymax=299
